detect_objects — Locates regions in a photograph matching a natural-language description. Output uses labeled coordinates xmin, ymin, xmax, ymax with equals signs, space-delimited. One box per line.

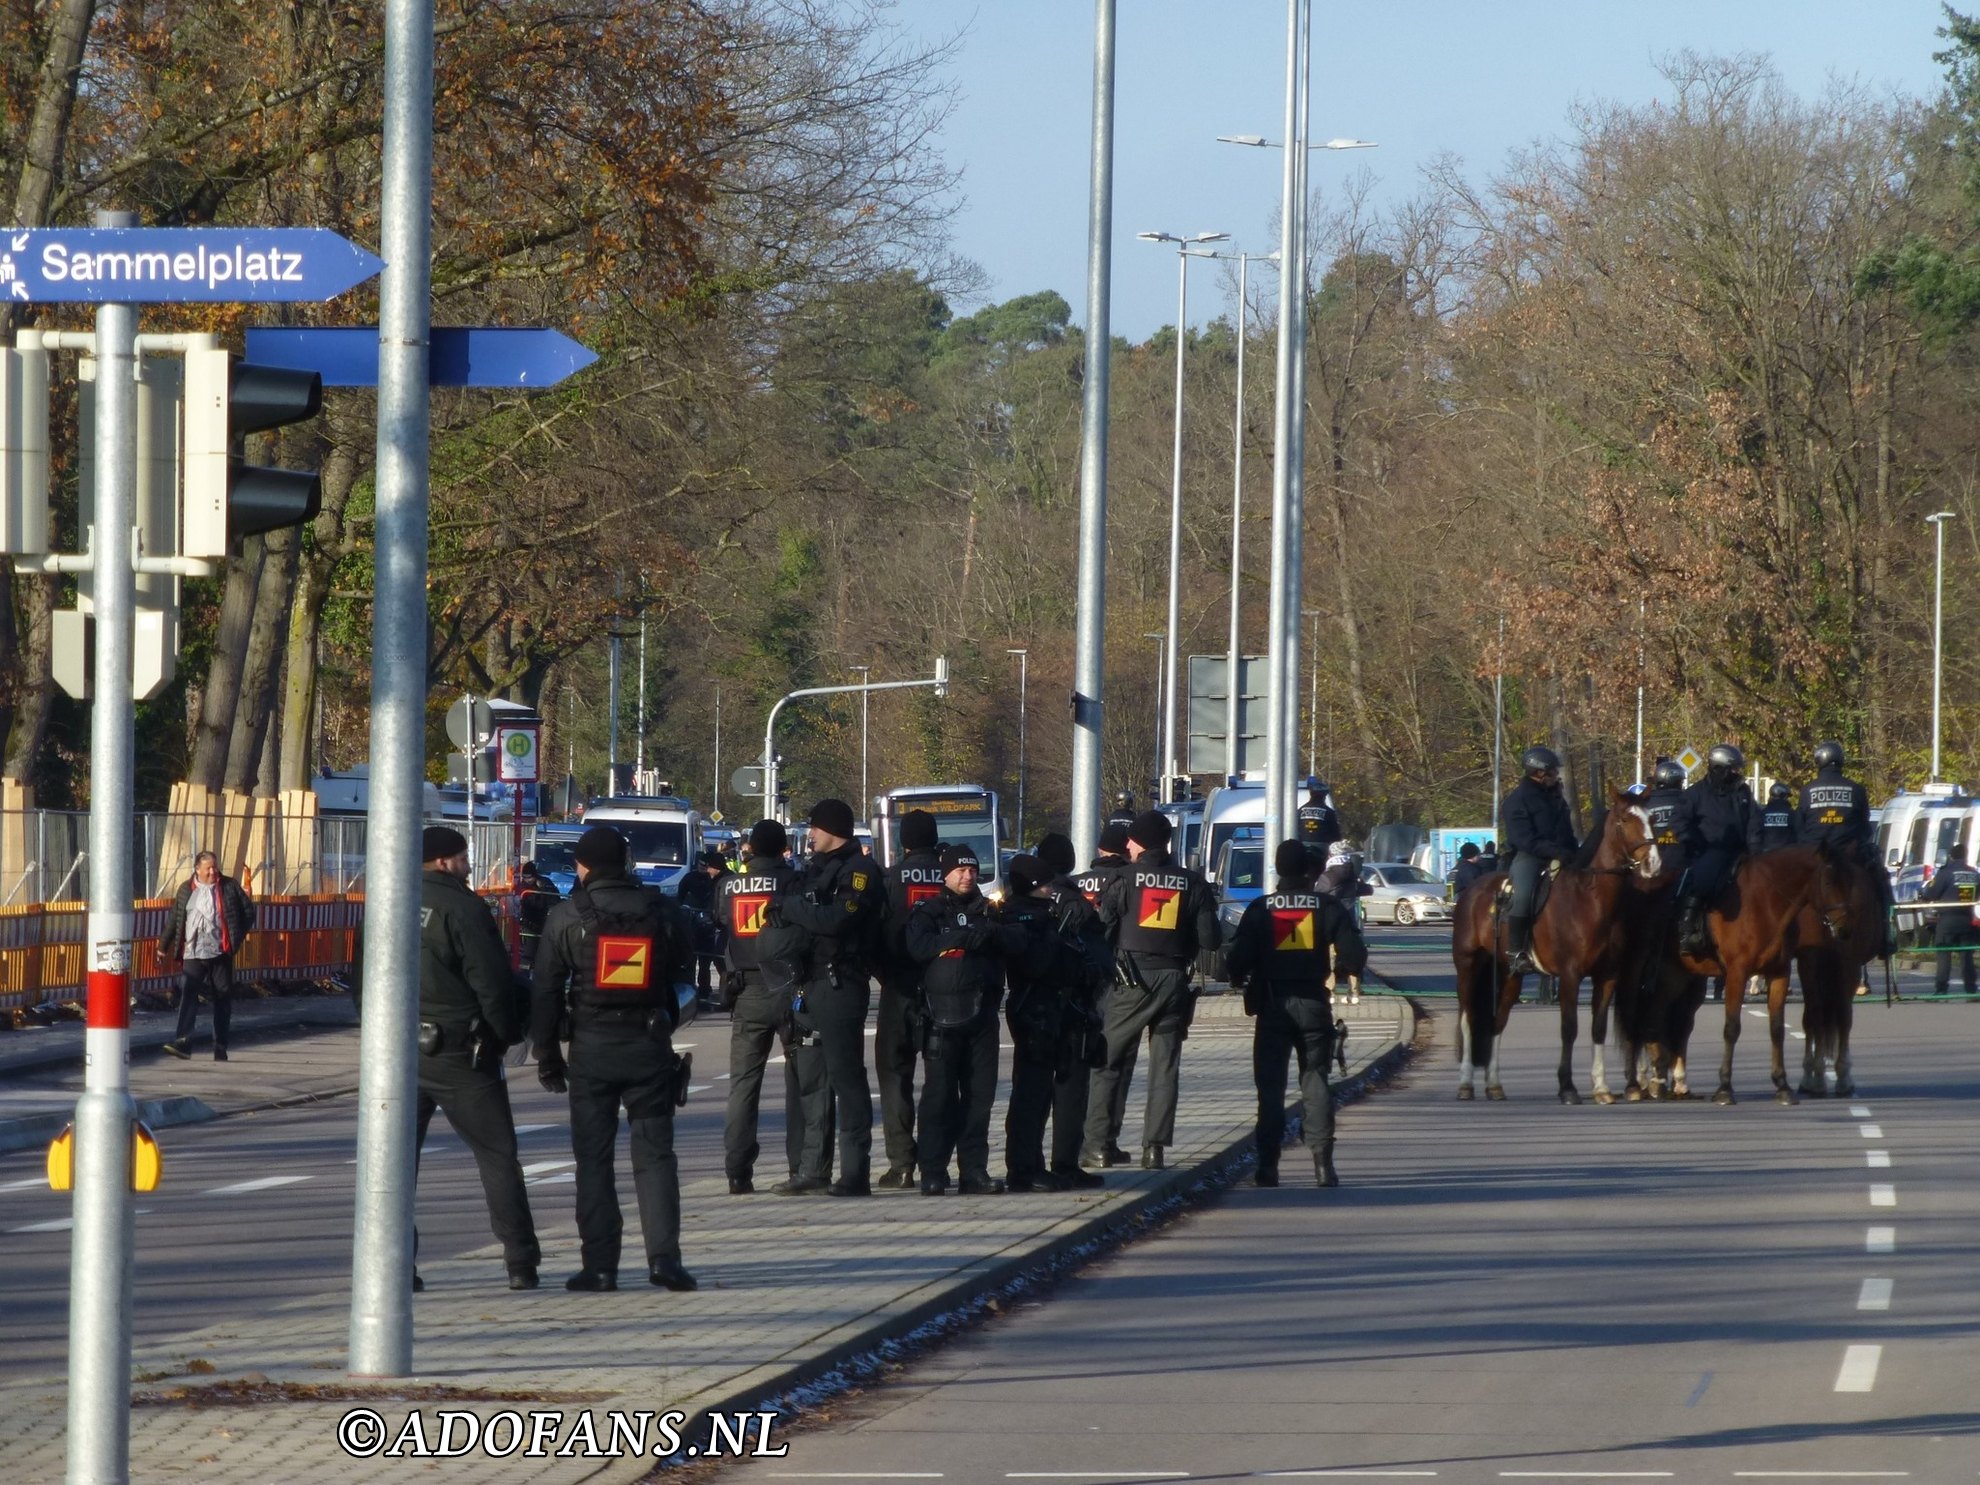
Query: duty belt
xmin=1123 ymin=951 xmax=1189 ymax=971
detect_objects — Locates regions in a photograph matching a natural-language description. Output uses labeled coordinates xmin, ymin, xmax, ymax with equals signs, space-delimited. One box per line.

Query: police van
xmin=576 ymin=795 xmax=705 ymax=896
xmin=1875 ymin=784 xmax=1977 ymax=899
xmin=872 ymin=784 xmax=1005 ymax=898
xmin=1199 ymin=781 xmax=1264 ymax=885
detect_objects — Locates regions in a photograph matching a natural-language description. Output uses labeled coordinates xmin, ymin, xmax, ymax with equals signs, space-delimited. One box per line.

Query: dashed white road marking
xmin=1833 ymin=1343 xmax=1883 ymax=1392
xmin=527 ymin=1172 xmax=576 ymax=1187
xmin=1498 ymin=1475 xmax=1673 ymax=1480
xmin=1866 ymin=1226 xmax=1896 ymax=1253
xmin=202 ymin=1175 xmax=311 ymax=1196
xmin=1869 ymin=1184 xmax=1895 ymax=1207
xmin=0 ymin=1175 xmax=48 ymax=1192
xmin=514 ymin=1123 xmax=560 ymax=1135
xmin=520 ymin=1160 xmax=574 ymax=1177
xmin=1859 ymin=1123 xmax=1883 ymax=1139
xmin=7 ymin=1209 xmax=151 ymax=1234
xmin=1866 ymin=1150 xmax=1891 ymax=1169
xmin=1847 ymin=1104 xmax=1872 ymax=1118
xmin=1858 ymin=1277 xmax=1893 ymax=1310
xmin=688 ymin=1085 xmax=713 ymax=1093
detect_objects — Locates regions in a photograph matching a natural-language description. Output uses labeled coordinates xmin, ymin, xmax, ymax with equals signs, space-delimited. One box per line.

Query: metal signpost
xmin=0 ymin=212 xmax=381 ymax=1485
xmin=760 ymin=661 xmax=950 ymax=824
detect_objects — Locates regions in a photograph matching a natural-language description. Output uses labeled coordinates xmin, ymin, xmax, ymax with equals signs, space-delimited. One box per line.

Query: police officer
xmin=531 ymin=825 xmax=697 ymax=1293
xmin=1750 ymin=783 xmax=1800 ymax=853
xmin=1227 ymin=839 xmax=1367 ymax=1188
xmin=997 ymin=845 xmax=1103 ymax=1191
xmin=719 ymin=820 xmax=827 ymax=1194
xmin=1106 ymin=791 xmax=1138 ymax=832
xmin=516 ymin=860 xmax=560 ymax=969
xmin=907 ymin=843 xmax=1021 ymax=1194
xmin=1674 ymin=743 xmax=1756 ymax=956
xmin=1798 ymin=740 xmax=1894 ymax=956
xmin=1916 ymin=841 xmax=1980 ymax=995
xmin=1642 ymin=758 xmax=1688 ymax=874
xmin=1082 ymin=811 xmax=1220 ymax=1172
xmin=1296 ymin=778 xmax=1344 ymax=863
xmin=1072 ymin=821 xmax=1136 ymax=1166
xmin=779 ymin=798 xmax=881 ymax=1197
xmin=1450 ymin=842 xmax=1487 ymax=900
xmin=875 ymin=809 xmax=943 ymax=1187
xmin=676 ymin=847 xmax=727 ymax=1005
xmin=415 ymin=826 xmax=540 ymax=1291
xmin=1501 ymin=746 xmax=1579 ymax=975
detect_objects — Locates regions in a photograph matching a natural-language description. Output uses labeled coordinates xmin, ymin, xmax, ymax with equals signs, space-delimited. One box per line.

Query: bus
xmin=872 ymin=784 xmax=1005 ymax=898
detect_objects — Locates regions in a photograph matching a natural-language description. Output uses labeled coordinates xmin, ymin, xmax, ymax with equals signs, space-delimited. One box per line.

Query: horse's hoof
xmin=1835 ymin=1079 xmax=1855 ymax=1097
xmin=1712 ymin=1088 xmax=1736 ymax=1106
xmin=1592 ymin=1090 xmax=1616 ymax=1106
xmin=1670 ymin=1086 xmax=1694 ymax=1100
xmin=1456 ymin=1085 xmax=1475 ymax=1101
xmin=1623 ymin=1086 xmax=1643 ymax=1103
xmin=1774 ymin=1087 xmax=1797 ymax=1106
xmin=1798 ymin=1078 xmax=1825 ymax=1097
xmin=1559 ymin=1088 xmax=1582 ymax=1106
xmin=1485 ymin=1085 xmax=1507 ymax=1102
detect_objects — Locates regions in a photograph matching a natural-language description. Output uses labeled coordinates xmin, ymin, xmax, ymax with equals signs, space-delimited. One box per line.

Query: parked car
xmin=1359 ymin=862 xmax=1451 ymax=925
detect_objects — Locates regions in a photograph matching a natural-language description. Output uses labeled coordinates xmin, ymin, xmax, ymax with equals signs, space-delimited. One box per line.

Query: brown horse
xmin=1610 ymin=884 xmax=1709 ymax=1102
xmin=1450 ymin=787 xmax=1662 ymax=1101
xmin=1794 ymin=847 xmax=1883 ymax=1097
xmin=1657 ymin=843 xmax=1850 ymax=1105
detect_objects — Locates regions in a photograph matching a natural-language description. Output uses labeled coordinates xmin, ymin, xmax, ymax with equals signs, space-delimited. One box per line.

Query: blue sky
xmin=887 ymin=0 xmax=1955 ymax=339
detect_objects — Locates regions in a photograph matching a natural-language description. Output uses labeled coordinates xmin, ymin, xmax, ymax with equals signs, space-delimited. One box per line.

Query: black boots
xmin=1505 ymin=916 xmax=1535 ymax=976
xmin=1315 ymin=1143 xmax=1339 ymax=1188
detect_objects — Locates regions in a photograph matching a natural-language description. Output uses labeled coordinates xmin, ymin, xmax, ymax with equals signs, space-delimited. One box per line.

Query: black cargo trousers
xmin=1252 ymin=986 xmax=1336 ymax=1169
xmin=1083 ymin=958 xmax=1190 ymax=1157
xmin=724 ymin=972 xmax=831 ymax=1182
xmin=790 ymin=971 xmax=873 ymax=1187
xmin=566 ymin=1017 xmax=682 ymax=1273
xmin=415 ymin=1045 xmax=540 ymax=1272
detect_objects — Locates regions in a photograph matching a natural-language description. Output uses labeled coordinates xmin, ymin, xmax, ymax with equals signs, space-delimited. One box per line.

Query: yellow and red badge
xmin=730 ymin=895 xmax=770 ymax=937
xmin=1137 ymin=887 xmax=1181 ymax=931
xmin=595 ymin=935 xmax=654 ymax=990
xmin=1271 ymin=909 xmax=1316 ymax=952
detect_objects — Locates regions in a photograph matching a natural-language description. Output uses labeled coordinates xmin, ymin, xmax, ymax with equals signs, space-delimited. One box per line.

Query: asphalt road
xmin=709 ymin=924 xmax=1980 ymax=1482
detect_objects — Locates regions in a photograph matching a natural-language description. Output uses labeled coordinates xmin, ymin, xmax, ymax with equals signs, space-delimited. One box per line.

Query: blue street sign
xmin=0 ymin=227 xmax=382 ymax=303
xmin=242 ymin=326 xmax=597 ymax=388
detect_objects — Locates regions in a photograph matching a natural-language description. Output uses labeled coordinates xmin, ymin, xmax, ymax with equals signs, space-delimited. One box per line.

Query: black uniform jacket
xmin=419 ymin=867 xmax=525 ymax=1041
xmin=1501 ymin=778 xmax=1578 ymax=863
xmin=529 ymin=871 xmax=690 ymax=1047
xmin=778 ymin=841 xmax=881 ymax=980
xmin=1226 ymin=882 xmax=1368 ymax=987
xmin=1676 ymin=778 xmax=1755 ymax=858
xmin=1797 ymin=769 xmax=1875 ymax=853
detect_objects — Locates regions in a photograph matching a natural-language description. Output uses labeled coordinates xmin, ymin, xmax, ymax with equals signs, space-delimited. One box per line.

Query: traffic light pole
xmin=349 ymin=0 xmax=433 ymax=1379
xmin=760 ymin=661 xmax=949 ymax=824
xmin=67 ymin=209 xmax=140 ymax=1485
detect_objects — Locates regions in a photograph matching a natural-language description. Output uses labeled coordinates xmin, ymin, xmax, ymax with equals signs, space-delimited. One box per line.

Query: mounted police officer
xmin=907 ymin=844 xmax=1022 ymax=1194
xmin=779 ymin=798 xmax=882 ymax=1197
xmin=1641 ymin=758 xmax=1688 ymax=874
xmin=998 ymin=839 xmax=1107 ymax=1192
xmin=1750 ymin=783 xmax=1800 ymax=854
xmin=1106 ymin=791 xmax=1138 ymax=832
xmin=1798 ymin=740 xmax=1894 ymax=956
xmin=1296 ymin=778 xmax=1344 ymax=864
xmin=1081 ymin=811 xmax=1220 ymax=1172
xmin=1072 ymin=820 xmax=1135 ymax=1165
xmin=412 ymin=825 xmax=540 ymax=1292
xmin=1916 ymin=841 xmax=1979 ymax=995
xmin=1674 ymin=743 xmax=1756 ymax=956
xmin=1501 ymin=746 xmax=1579 ymax=975
xmin=531 ymin=825 xmax=697 ymax=1293
xmin=1227 ymin=840 xmax=1367 ymax=1188
xmin=874 ymin=809 xmax=943 ymax=1188
xmin=718 ymin=819 xmax=827 ymax=1195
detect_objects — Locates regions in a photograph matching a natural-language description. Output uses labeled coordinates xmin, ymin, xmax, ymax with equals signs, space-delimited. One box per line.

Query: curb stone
xmin=0 ymin=1094 xmax=214 ymax=1157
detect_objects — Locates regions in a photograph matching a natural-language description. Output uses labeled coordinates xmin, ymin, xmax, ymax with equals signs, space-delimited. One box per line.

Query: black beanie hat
xmin=1127 ymin=809 xmax=1172 ymax=851
xmin=421 ymin=825 xmax=467 ymax=862
xmin=900 ymin=809 xmax=939 ymax=850
xmin=939 ymin=842 xmax=981 ymax=874
xmin=1036 ymin=832 xmax=1076 ymax=876
xmin=748 ymin=818 xmax=788 ymax=857
xmin=1006 ymin=854 xmax=1046 ymax=893
xmin=808 ymin=798 xmax=857 ymax=839
xmin=1097 ymin=821 xmax=1131 ymax=855
xmin=575 ymin=825 xmax=628 ymax=872
xmin=1275 ymin=839 xmax=1312 ymax=877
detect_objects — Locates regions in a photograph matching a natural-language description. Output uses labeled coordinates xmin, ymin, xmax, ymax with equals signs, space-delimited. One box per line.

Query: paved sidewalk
xmin=0 ymin=990 xmax=1416 ymax=1485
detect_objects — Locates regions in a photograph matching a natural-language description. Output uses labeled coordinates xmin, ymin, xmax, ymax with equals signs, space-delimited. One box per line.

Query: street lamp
xmin=1303 ymin=606 xmax=1322 ymax=777
xmin=1929 ymin=511 xmax=1956 ymax=782
xmin=1216 ymin=134 xmax=1379 ymax=152
xmin=1143 ymin=630 xmax=1166 ymax=803
xmin=1007 ymin=648 xmax=1029 ymax=847
xmin=1139 ymin=229 xmax=1229 ymax=803
xmin=849 ymin=664 xmax=871 ymax=809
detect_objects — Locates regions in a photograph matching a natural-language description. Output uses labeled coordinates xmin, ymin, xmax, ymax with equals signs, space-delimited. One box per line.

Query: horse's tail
xmin=1463 ymin=946 xmax=1499 ymax=1068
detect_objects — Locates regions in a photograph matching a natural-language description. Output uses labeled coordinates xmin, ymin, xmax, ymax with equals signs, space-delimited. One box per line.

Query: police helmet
xmin=1520 ymin=745 xmax=1562 ymax=776
xmin=1706 ymin=743 xmax=1744 ymax=782
xmin=1768 ymin=782 xmax=1791 ymax=805
xmin=1813 ymin=740 xmax=1845 ymax=772
xmin=1652 ymin=759 xmax=1686 ymax=790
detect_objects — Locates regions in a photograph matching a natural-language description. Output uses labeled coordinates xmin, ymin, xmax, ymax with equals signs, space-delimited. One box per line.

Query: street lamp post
xmin=1304 ymin=606 xmax=1322 ymax=777
xmin=1139 ymin=229 xmax=1229 ymax=803
xmin=1008 ymin=649 xmax=1029 ymax=847
xmin=850 ymin=665 xmax=871 ymax=810
xmin=1143 ymin=631 xmax=1166 ymax=803
xmin=1929 ymin=511 xmax=1956 ymax=781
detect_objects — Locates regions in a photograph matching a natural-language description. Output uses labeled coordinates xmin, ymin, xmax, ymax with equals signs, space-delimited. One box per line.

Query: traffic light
xmin=181 ymin=346 xmax=323 ymax=557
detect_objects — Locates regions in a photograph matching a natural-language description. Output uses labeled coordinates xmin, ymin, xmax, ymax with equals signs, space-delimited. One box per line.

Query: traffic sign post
xmin=243 ymin=326 xmax=597 ymax=388
xmin=0 ymin=226 xmax=383 ymax=304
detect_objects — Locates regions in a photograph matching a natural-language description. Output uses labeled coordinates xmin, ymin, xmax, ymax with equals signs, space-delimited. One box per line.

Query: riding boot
xmin=1314 ymin=1141 xmax=1339 ymax=1188
xmin=1679 ymin=900 xmax=1708 ymax=957
xmin=1505 ymin=915 xmax=1535 ymax=976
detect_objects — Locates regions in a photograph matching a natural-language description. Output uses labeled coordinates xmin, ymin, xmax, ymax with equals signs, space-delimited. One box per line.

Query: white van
xmin=312 ymin=767 xmax=444 ymax=818
xmin=1876 ymin=784 xmax=1976 ymax=898
xmin=579 ymin=795 xmax=704 ymax=896
xmin=1199 ymin=781 xmax=1265 ymax=886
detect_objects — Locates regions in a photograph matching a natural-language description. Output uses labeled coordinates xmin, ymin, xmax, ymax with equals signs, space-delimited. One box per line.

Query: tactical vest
xmin=1116 ymin=863 xmax=1195 ymax=959
xmin=1072 ymin=860 xmax=1124 ymax=910
xmin=1802 ymin=782 xmax=1864 ymax=833
xmin=1757 ymin=806 xmax=1795 ymax=844
xmin=570 ymin=885 xmax=671 ymax=1015
xmin=922 ymin=897 xmax=1002 ymax=1029
xmin=721 ymin=868 xmax=787 ymax=972
xmin=892 ymin=863 xmax=947 ymax=915
xmin=1645 ymin=790 xmax=1683 ymax=848
xmin=1947 ymin=865 xmax=1980 ymax=903
xmin=1255 ymin=891 xmax=1333 ymax=988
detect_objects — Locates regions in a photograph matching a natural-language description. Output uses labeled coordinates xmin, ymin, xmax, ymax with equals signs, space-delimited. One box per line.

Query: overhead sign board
xmin=244 ymin=326 xmax=597 ymax=388
xmin=0 ymin=227 xmax=383 ymax=303
xmin=1186 ymin=654 xmax=1271 ymax=777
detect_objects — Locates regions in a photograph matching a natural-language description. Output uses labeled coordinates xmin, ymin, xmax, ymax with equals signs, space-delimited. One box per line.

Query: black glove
xmin=537 ymin=1054 xmax=568 ymax=1094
